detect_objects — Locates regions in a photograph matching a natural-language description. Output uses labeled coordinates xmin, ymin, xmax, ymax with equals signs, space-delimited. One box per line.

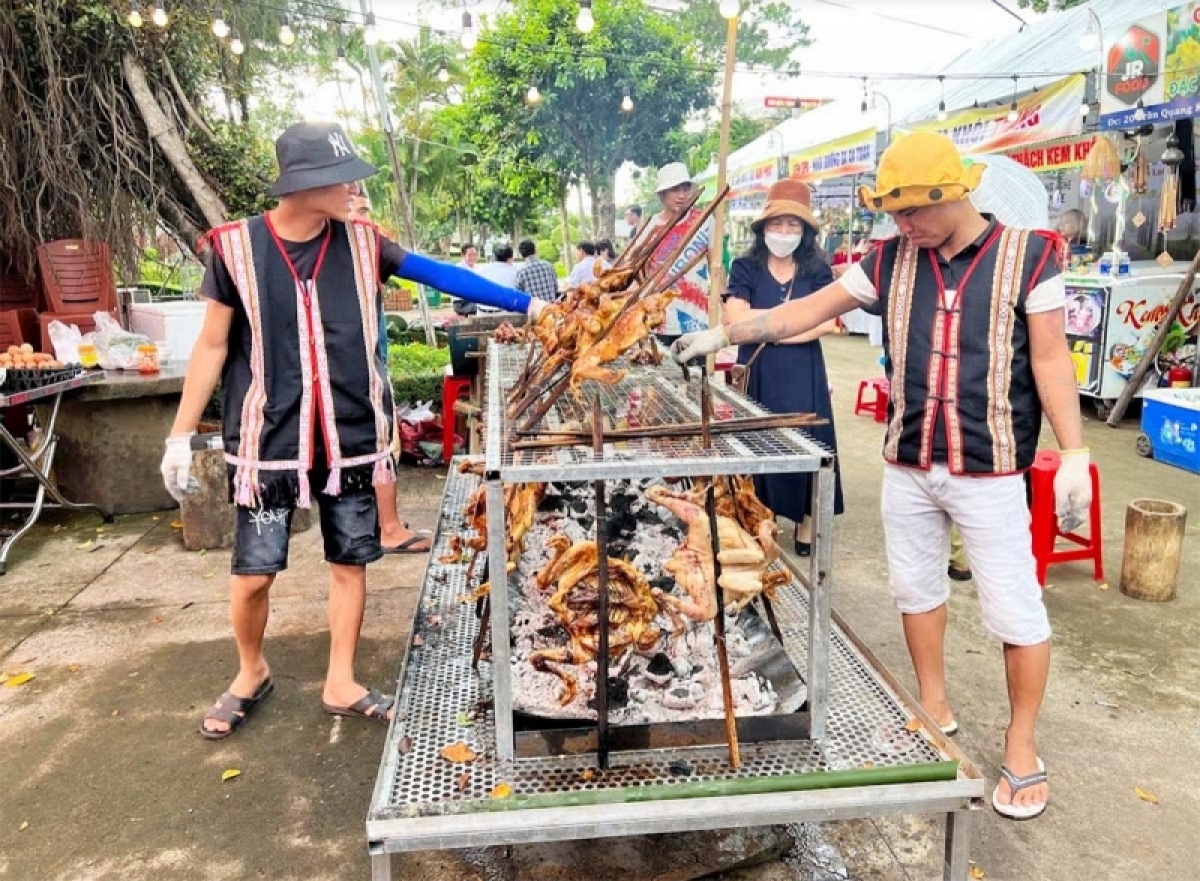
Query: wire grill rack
xmin=370 ymin=461 xmax=956 ymax=822
xmin=486 ymin=343 xmax=833 ymax=482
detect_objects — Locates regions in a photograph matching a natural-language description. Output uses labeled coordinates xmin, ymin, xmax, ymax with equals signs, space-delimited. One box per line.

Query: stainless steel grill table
xmin=0 ymin=371 xmax=110 ymax=574
xmin=366 ymin=461 xmax=985 ymax=881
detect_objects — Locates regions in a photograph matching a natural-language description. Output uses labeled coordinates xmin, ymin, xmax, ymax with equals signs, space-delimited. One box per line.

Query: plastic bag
xmin=47 ymin=320 xmax=84 ymax=365
xmin=398 ymin=400 xmax=436 ymax=424
xmin=92 ymin=312 xmax=150 ymax=370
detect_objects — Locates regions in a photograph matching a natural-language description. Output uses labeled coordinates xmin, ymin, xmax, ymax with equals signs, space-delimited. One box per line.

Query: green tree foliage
xmin=462 ymin=0 xmax=712 ymax=237
xmin=668 ymin=0 xmax=809 ymax=71
xmin=1015 ymin=0 xmax=1088 ymax=11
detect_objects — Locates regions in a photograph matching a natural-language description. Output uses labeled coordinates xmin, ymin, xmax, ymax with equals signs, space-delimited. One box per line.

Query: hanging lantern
xmin=1081 ymin=135 xmax=1121 ymax=182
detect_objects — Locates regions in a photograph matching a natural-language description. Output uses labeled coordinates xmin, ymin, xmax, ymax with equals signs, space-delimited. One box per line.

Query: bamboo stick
xmin=511 ymin=413 xmax=828 ymax=449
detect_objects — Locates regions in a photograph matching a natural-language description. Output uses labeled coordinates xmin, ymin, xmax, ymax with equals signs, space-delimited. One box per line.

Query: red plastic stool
xmin=854 ymin=378 xmax=889 ymax=423
xmin=442 ymin=372 xmax=472 ymax=464
xmin=1028 ymin=449 xmax=1104 ymax=587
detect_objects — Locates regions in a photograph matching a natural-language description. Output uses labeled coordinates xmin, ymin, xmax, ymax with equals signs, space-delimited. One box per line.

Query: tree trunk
xmin=122 ymin=53 xmax=228 ymax=229
xmin=591 ymin=173 xmax=617 ymax=241
xmin=559 ymin=185 xmax=574 ymax=270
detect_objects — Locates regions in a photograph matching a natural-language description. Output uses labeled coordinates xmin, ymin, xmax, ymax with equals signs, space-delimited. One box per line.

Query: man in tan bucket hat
xmin=672 ymin=131 xmax=1092 ymax=821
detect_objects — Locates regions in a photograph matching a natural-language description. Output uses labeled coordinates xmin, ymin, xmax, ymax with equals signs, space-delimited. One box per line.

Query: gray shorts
xmin=232 ymin=488 xmax=382 ymax=576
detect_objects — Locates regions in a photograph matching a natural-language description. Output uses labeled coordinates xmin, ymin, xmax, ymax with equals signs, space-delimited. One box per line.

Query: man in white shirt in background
xmin=473 ymin=244 xmax=519 ymax=313
xmin=566 ymin=241 xmax=598 ymax=289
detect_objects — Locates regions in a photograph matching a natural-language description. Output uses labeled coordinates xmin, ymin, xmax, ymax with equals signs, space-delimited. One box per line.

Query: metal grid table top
xmin=486 ymin=343 xmax=833 ymax=482
xmin=369 ymin=462 xmax=974 ymax=825
xmin=0 ymin=371 xmax=105 ymax=408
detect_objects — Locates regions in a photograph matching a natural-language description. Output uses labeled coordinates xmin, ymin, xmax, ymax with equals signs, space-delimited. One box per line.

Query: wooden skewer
xmin=592 ymin=395 xmax=611 ymax=770
xmin=511 ymin=413 xmax=829 ymax=448
xmin=661 ymin=246 xmax=709 ymax=292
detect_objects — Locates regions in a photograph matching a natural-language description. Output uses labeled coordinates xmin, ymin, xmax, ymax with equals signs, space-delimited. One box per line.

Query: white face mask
xmin=764 ymin=232 xmax=802 ymax=257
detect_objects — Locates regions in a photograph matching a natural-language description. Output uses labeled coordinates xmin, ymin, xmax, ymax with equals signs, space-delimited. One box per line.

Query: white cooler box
xmin=128 ymin=301 xmax=207 ymax=364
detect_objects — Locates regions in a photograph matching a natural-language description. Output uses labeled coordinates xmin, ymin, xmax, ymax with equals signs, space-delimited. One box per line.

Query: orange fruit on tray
xmin=5 ymin=345 xmax=18 ymax=356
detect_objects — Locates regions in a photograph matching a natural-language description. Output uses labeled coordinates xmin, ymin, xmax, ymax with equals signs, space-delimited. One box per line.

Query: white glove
xmin=161 ymin=433 xmax=195 ymax=502
xmin=1054 ymin=448 xmax=1092 ymax=534
xmin=670 ymin=327 xmax=730 ymax=364
xmin=527 ymin=297 xmax=547 ymax=320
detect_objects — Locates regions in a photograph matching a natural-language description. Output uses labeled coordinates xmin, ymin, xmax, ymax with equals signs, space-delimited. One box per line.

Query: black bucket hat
xmin=268 ymin=122 xmax=379 ymax=197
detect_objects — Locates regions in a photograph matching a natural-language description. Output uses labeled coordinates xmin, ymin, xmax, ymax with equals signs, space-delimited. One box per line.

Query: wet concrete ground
xmin=1 ymin=332 xmax=1197 ymax=880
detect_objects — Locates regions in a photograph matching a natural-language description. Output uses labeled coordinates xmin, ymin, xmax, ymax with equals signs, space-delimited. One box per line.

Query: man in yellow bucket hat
xmin=672 ymin=131 xmax=1091 ymax=821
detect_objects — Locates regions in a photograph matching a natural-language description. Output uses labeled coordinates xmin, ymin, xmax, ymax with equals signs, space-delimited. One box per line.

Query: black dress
xmin=726 ymin=255 xmax=845 ymax=524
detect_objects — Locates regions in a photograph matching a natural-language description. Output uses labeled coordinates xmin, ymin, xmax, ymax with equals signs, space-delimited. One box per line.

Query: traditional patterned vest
xmin=873 ymin=224 xmax=1058 ymax=475
xmin=206 ymin=216 xmax=394 ymax=508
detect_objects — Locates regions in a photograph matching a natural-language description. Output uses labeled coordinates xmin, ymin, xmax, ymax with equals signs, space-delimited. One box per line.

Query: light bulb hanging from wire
xmin=461 ymin=10 xmax=477 ymax=51
xmin=576 ymin=0 xmax=595 ymax=33
xmin=151 ymin=1 xmax=168 ymax=27
xmin=719 ymin=0 xmax=740 ymax=20
xmin=1006 ymin=75 xmax=1019 ymax=123
xmin=937 ymin=75 xmax=948 ymax=122
xmin=212 ymin=12 xmax=229 ymax=38
xmin=363 ymin=11 xmax=379 ymax=47
xmin=230 ymin=28 xmax=245 ymax=56
xmin=127 ymin=1 xmax=143 ymax=27
xmin=526 ymin=84 xmax=541 ymax=104
xmin=621 ymin=86 xmax=633 ymax=111
xmin=1133 ymin=98 xmax=1146 ymax=121
xmin=278 ymin=15 xmax=295 ymax=46
xmin=437 ymin=48 xmax=450 ymax=83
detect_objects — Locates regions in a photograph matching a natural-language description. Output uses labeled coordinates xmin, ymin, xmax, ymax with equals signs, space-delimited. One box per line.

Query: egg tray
xmin=0 ymin=366 xmax=85 ymax=392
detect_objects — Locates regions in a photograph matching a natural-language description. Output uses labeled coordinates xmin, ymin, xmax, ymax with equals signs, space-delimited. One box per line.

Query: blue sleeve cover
xmin=396 ymin=252 xmax=531 ymax=314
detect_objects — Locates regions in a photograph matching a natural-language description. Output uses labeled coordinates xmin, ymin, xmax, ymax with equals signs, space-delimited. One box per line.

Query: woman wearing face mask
xmin=722 ymin=179 xmax=844 ymax=555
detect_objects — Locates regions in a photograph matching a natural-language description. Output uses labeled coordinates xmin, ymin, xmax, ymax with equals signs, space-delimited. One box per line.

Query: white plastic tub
xmin=128 ymin=301 xmax=207 ymax=364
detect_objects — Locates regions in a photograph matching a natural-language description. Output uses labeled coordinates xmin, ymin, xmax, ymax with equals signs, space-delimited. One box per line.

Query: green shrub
xmin=387 ymin=342 xmax=450 ymax=405
xmin=536 ymin=239 xmax=559 ymax=263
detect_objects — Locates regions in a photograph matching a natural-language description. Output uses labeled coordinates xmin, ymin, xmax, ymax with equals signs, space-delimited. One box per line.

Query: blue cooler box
xmin=1141 ymin=388 xmax=1200 ymax=475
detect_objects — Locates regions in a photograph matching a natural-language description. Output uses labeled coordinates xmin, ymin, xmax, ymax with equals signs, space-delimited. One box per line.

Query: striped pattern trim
xmin=883 ymin=241 xmax=919 ymax=463
xmin=294 ymin=278 xmax=317 ymax=507
xmin=304 ymin=277 xmax=342 ymax=495
xmin=943 ymin=285 xmax=965 ymax=474
xmin=920 ymin=293 xmax=946 ymax=470
xmin=218 ymin=221 xmax=269 ymax=508
xmin=348 ymin=224 xmax=393 ymax=484
xmin=985 ymin=228 xmax=1028 ymax=474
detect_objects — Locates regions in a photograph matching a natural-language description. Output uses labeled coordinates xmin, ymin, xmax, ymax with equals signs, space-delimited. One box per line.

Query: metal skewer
xmin=592 ymin=395 xmax=611 ymax=769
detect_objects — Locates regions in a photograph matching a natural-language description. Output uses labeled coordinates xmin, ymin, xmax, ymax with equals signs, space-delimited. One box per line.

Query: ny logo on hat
xmin=328 ymin=131 xmax=353 ymax=158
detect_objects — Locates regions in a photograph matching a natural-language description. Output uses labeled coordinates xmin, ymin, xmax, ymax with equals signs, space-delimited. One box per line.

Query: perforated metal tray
xmin=367 ymin=463 xmax=984 ymax=856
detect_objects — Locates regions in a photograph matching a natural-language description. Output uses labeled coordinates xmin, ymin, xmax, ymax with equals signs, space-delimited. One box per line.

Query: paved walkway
xmin=1 ymin=332 xmax=1197 ymax=880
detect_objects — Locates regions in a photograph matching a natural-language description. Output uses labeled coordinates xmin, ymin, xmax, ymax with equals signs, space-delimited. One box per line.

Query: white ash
xmin=508 ymin=479 xmax=797 ymax=725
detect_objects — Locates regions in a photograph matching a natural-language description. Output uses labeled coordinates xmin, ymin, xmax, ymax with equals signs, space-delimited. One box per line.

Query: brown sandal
xmin=198 ymin=678 xmax=274 ymax=741
xmin=322 ymin=687 xmax=395 ymax=724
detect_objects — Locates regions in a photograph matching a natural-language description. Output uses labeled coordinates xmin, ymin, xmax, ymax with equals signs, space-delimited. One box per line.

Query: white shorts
xmin=880 ymin=464 xmax=1051 ymax=646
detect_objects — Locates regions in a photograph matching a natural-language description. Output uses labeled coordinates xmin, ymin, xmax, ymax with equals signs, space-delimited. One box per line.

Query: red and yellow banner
xmin=901 ymin=74 xmax=1086 ymax=155
xmin=729 ymin=158 xmax=779 ymax=213
xmin=787 ymin=128 xmax=877 ymax=182
xmin=1005 ymin=135 xmax=1095 ymax=172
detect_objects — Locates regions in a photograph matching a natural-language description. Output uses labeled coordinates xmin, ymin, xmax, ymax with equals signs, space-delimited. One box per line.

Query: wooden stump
xmin=1120 ymin=499 xmax=1188 ymax=602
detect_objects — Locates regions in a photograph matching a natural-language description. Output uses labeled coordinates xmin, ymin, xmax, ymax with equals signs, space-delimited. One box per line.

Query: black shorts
xmin=231 ymin=486 xmax=382 ymax=576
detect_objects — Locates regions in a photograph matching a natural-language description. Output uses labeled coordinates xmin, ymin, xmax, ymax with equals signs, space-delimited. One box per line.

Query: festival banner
xmin=1099 ymin=3 xmax=1200 ymax=130
xmin=1005 ymin=135 xmax=1095 ymax=172
xmin=899 ymin=74 xmax=1086 ymax=155
xmin=787 ymin=128 xmax=877 ymax=182
xmin=729 ymin=157 xmax=779 ymax=214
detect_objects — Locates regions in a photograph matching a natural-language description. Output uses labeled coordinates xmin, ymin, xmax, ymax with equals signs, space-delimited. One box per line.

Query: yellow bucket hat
xmin=858 ymin=131 xmax=985 ymax=213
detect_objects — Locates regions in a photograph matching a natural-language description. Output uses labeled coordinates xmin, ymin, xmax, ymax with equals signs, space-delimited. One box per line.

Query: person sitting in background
xmin=515 ymin=239 xmax=560 ymax=302
xmin=721 ymin=179 xmax=844 ymax=556
xmin=595 ymin=239 xmax=617 ymax=270
xmin=566 ymin=241 xmax=598 ymax=288
xmin=625 ymin=205 xmax=643 ymax=243
xmin=456 ymin=244 xmax=479 ymax=270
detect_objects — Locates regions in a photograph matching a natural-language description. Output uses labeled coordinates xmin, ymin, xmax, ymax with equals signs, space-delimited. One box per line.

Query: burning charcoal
xmin=571 ymin=500 xmax=589 ymax=515
xmin=537 ymin=623 xmax=567 ymax=640
xmin=668 ymin=759 xmax=695 ymax=777
xmin=538 ymin=495 xmax=567 ymax=513
xmin=587 ymin=677 xmax=630 ymax=711
xmin=669 ymin=687 xmax=691 ymax=700
xmin=577 ymin=515 xmax=594 ymax=532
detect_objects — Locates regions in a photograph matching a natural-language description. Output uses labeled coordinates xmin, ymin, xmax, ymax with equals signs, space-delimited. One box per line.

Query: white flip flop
xmin=992 ymin=757 xmax=1048 ymax=821
xmin=940 ymin=718 xmax=959 ymax=737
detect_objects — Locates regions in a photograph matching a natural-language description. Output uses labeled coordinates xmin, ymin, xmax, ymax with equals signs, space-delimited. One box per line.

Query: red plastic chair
xmin=854 ymin=377 xmax=889 ymax=423
xmin=443 ymin=373 xmax=472 ymax=464
xmin=36 ymin=239 xmax=121 ymax=349
xmin=0 ymin=309 xmax=39 ymax=349
xmin=1028 ymin=449 xmax=1104 ymax=587
xmin=0 ymin=267 xmax=42 ymax=312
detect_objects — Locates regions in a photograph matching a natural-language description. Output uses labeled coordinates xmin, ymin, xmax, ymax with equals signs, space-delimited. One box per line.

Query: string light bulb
xmin=1133 ymin=98 xmax=1146 ymax=121
xmin=437 ymin=64 xmax=450 ymax=83
xmin=127 ymin=1 xmax=143 ymax=28
xmin=526 ymin=85 xmax=541 ymax=104
xmin=719 ymin=0 xmax=740 ymax=20
xmin=577 ymin=0 xmax=595 ymax=33
xmin=461 ymin=11 xmax=477 ymax=50
xmin=212 ymin=14 xmax=229 ymax=38
xmin=230 ymin=29 xmax=245 ymax=56
xmin=621 ymin=87 xmax=633 ymax=111
xmin=278 ymin=16 xmax=295 ymax=46
xmin=1079 ymin=97 xmax=1090 ymax=117
xmin=363 ymin=11 xmax=379 ymax=47
xmin=151 ymin=1 xmax=167 ymax=27
xmin=937 ymin=75 xmax=947 ymax=122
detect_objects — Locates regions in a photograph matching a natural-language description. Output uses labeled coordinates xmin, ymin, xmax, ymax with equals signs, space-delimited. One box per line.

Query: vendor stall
xmin=1063 ymin=265 xmax=1199 ymax=418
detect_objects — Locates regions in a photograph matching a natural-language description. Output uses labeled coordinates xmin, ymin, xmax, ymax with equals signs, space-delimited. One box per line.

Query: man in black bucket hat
xmin=160 ymin=121 xmax=540 ymax=740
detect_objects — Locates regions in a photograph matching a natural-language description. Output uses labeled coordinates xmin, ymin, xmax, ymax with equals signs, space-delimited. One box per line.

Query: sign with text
xmin=1100 ymin=3 xmax=1200 ymax=130
xmin=900 ymin=74 xmax=1086 ymax=154
xmin=764 ymin=96 xmax=827 ymax=111
xmin=787 ymin=128 xmax=877 ymax=182
xmin=1005 ymin=135 xmax=1095 ymax=172
xmin=728 ymin=158 xmax=779 ymax=214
